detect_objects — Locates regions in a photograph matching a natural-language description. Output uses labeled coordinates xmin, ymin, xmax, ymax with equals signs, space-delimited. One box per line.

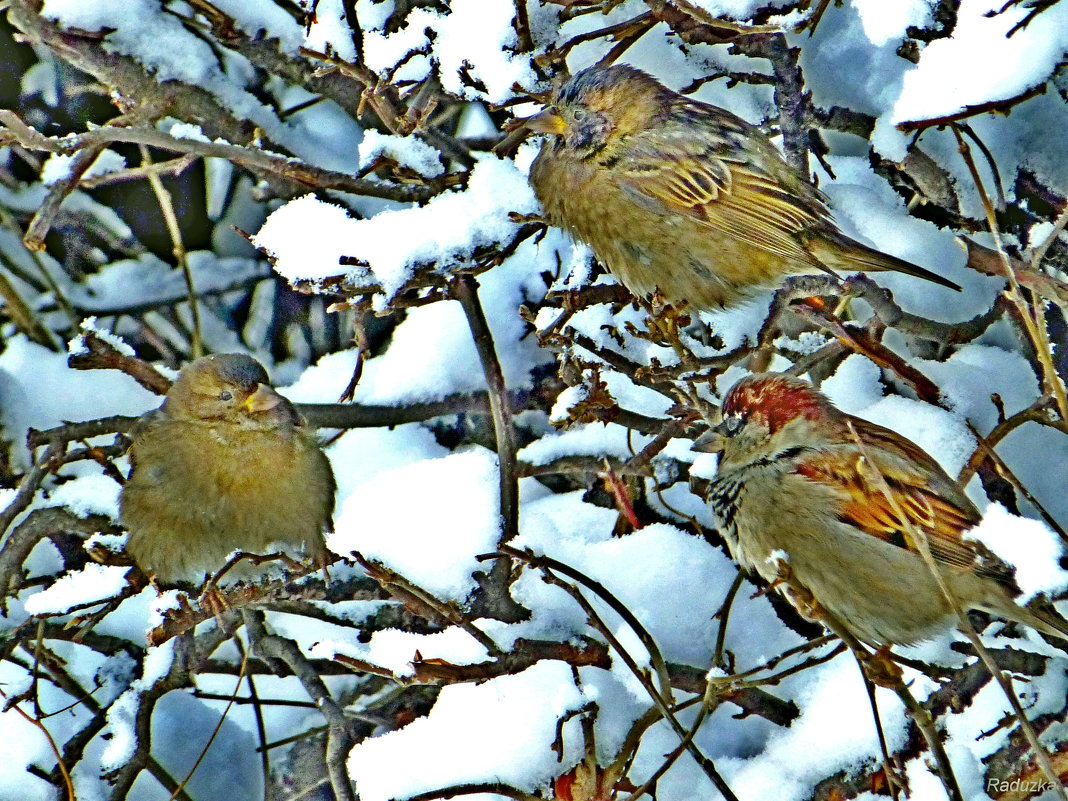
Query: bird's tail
xmin=988 ymin=595 xmax=1068 ymax=644
xmin=808 ymin=231 xmax=962 ymax=292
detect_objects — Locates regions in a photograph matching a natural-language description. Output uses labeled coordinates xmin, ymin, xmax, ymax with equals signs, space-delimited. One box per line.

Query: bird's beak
xmin=525 ymin=107 xmax=567 ymax=135
xmin=692 ymin=426 xmax=726 ymax=454
xmin=243 ymin=383 xmax=282 ymax=413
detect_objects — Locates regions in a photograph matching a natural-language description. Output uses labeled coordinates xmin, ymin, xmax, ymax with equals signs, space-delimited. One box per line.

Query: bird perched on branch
xmin=696 ymin=373 xmax=1067 ymax=646
xmin=120 ymin=353 xmax=334 ymax=585
xmin=527 ymin=63 xmax=960 ymax=310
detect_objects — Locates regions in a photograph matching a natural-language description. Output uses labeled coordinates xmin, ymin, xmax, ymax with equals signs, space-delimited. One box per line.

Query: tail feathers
xmin=808 ymin=232 xmax=962 ymax=292
xmin=1024 ymin=598 xmax=1068 ymax=643
xmin=988 ymin=596 xmax=1068 ymax=644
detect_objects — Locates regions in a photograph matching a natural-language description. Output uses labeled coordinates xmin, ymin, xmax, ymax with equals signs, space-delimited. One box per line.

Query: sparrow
xmin=696 ymin=372 xmax=1068 ymax=646
xmin=120 ymin=353 xmax=335 ymax=585
xmin=527 ymin=63 xmax=960 ymax=310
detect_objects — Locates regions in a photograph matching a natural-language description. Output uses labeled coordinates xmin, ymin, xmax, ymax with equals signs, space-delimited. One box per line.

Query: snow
xmin=255 ymin=151 xmax=541 ymax=303
xmin=330 ymin=448 xmax=502 ymax=600
xmin=99 ymin=640 xmax=176 ymax=771
xmin=40 ymin=0 xmax=237 ymax=114
xmin=42 ymin=473 xmax=121 ymax=518
xmin=71 ymin=317 xmax=136 ymax=357
xmin=312 ymin=624 xmax=493 ymax=677
xmin=358 ymin=130 xmax=444 ymax=177
xmin=41 ymin=149 xmax=125 ymax=186
xmin=965 ymin=504 xmax=1068 ymax=601
xmin=361 ymin=0 xmax=536 ymax=104
xmin=356 ymin=0 xmax=394 ymax=32
xmin=917 ymin=344 xmax=1040 ymax=429
xmin=852 ymin=0 xmax=932 ymax=48
xmin=348 ymin=661 xmax=588 ymax=801
xmin=23 ymin=563 xmax=129 ymax=615
xmin=211 ymin=0 xmax=305 ymax=53
xmin=727 ymin=658 xmax=906 ymax=801
xmin=890 ymin=1 xmax=1068 ymax=125
xmin=164 ymin=121 xmax=212 ymax=143
xmin=822 ymin=354 xmax=976 ymax=476
xmin=40 ymin=0 xmax=361 ymax=173
xmin=689 ymin=0 xmax=794 ymax=18
xmin=429 ymin=0 xmax=536 ymax=105
xmin=519 ymin=422 xmax=652 ymax=467
xmin=0 ymin=691 xmax=55 ymax=801
xmin=303 ymin=0 xmax=358 ymax=61
xmin=0 ymin=337 xmax=158 ymax=465
xmin=513 ymin=491 xmax=794 ymax=669
xmin=821 ymin=155 xmax=995 ymax=321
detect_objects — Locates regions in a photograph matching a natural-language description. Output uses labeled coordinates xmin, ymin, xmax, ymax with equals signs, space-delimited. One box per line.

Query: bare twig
xmin=139 ymin=144 xmax=202 ymax=358
xmin=243 ymin=610 xmax=357 ymax=801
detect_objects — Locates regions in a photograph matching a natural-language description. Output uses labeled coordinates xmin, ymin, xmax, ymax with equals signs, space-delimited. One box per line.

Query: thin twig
xmin=952 ymin=126 xmax=1068 ymax=423
xmin=451 ymin=273 xmax=524 ymax=622
xmin=243 ymin=610 xmax=357 ymax=801
xmin=169 ymin=648 xmax=249 ymax=800
xmin=139 ymin=144 xmax=202 ymax=358
xmin=495 ymin=546 xmax=739 ymax=801
xmin=712 ymin=572 xmax=743 ymax=669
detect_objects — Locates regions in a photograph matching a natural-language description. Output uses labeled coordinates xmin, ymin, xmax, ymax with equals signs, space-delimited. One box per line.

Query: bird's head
xmin=164 ymin=353 xmax=295 ymax=428
xmin=694 ymin=373 xmax=837 ymax=467
xmin=526 ymin=63 xmax=669 ymax=159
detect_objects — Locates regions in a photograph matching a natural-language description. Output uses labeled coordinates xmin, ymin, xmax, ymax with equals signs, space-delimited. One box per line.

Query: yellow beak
xmin=243 ymin=383 xmax=282 ymax=413
xmin=525 ymin=108 xmax=567 ymax=135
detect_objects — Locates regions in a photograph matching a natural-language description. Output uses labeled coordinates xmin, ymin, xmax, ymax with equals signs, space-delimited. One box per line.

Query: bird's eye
xmin=572 ymin=107 xmax=587 ymax=120
xmin=719 ymin=414 xmax=744 ymax=436
xmin=218 ymin=391 xmax=233 ymax=401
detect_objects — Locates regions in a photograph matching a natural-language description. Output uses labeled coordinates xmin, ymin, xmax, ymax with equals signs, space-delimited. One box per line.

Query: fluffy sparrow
xmin=528 ymin=64 xmax=960 ymax=310
xmin=696 ymin=372 xmax=1067 ymax=646
xmin=120 ymin=353 xmax=334 ymax=584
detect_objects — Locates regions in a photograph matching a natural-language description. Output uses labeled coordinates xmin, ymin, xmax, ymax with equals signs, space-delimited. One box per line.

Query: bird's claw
xmin=860 ymin=645 xmax=905 ymax=688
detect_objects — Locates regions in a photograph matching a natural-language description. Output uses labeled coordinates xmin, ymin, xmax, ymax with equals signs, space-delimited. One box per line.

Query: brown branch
xmin=77 ymin=153 xmax=197 ymax=188
xmin=450 ymin=275 xmax=520 ymax=545
xmin=965 ymin=239 xmax=1068 ymax=307
xmin=843 ymin=274 xmax=1004 ymax=345
xmin=404 ymin=783 xmax=542 ymax=801
xmin=667 ymin=663 xmax=799 ymax=727
xmin=6 ymin=0 xmax=258 ymax=144
xmin=956 ymin=395 xmax=1066 ymax=486
xmin=243 ymin=609 xmax=357 ymax=801
xmin=68 ymin=328 xmax=173 ymax=395
xmin=793 ymin=302 xmax=945 ymax=405
xmin=518 ymin=456 xmax=656 ymax=479
xmin=24 ymin=143 xmax=107 ymax=250
xmin=0 ymin=266 xmax=59 ymax=349
xmin=747 ymin=34 xmax=811 ymax=175
xmin=450 ymin=274 xmax=528 ymax=623
xmin=0 ymin=112 xmax=457 ymax=204
xmin=537 ymin=13 xmax=655 ymax=69
xmin=25 ymin=390 xmax=535 ymax=451
xmin=643 ymin=0 xmax=780 ymax=46
xmin=104 ymin=626 xmax=230 ymax=797
xmin=897 ymin=82 xmax=1048 ymax=132
xmin=523 ymin=555 xmax=740 ymax=801
xmin=0 ymin=443 xmax=65 ymax=546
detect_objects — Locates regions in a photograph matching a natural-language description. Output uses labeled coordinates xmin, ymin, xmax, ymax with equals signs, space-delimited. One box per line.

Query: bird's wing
xmin=611 ymin=103 xmax=831 ymax=269
xmin=793 ymin=419 xmax=1016 ymax=589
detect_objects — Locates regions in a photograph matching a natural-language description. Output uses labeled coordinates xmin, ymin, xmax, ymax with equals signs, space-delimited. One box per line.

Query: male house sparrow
xmin=697 ymin=373 xmax=1067 ymax=646
xmin=120 ymin=353 xmax=334 ymax=584
xmin=528 ymin=64 xmax=960 ymax=310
